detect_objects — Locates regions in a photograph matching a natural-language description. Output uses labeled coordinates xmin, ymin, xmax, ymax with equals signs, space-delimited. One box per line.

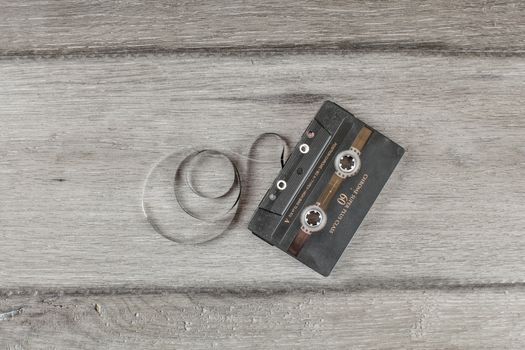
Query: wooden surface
xmin=2 ymin=0 xmax=525 ymax=56
xmin=1 ymin=1 xmax=524 ymax=348
xmin=1 ymin=287 xmax=524 ymax=349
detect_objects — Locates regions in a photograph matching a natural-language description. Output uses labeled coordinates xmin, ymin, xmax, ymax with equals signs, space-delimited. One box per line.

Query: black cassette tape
xmin=248 ymin=101 xmax=404 ymax=276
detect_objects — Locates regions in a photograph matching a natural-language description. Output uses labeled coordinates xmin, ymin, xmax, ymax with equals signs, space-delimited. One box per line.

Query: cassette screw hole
xmin=299 ymin=144 xmax=309 ymax=154
xmin=276 ymin=180 xmax=287 ymax=191
xmin=269 ymin=193 xmax=277 ymax=200
xmin=305 ymin=209 xmax=322 ymax=227
xmin=340 ymin=154 xmax=356 ymax=172
xmin=307 ymin=131 xmax=315 ymax=138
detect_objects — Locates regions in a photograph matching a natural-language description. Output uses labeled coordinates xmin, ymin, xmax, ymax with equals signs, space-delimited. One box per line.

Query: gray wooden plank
xmin=1 ymin=0 xmax=525 ymax=57
xmin=0 ymin=53 xmax=524 ymax=290
xmin=1 ymin=288 xmax=524 ymax=349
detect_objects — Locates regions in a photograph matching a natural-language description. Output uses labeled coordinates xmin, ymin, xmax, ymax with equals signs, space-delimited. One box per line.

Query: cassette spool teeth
xmin=339 ymin=154 xmax=356 ymax=172
xmin=305 ymin=209 xmax=322 ymax=227
xmin=300 ymin=205 xmax=327 ymax=233
xmin=334 ymin=148 xmax=361 ymax=179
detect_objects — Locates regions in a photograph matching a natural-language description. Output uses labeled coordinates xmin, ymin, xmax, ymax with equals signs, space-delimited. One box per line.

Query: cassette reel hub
xmin=335 ymin=148 xmax=361 ymax=178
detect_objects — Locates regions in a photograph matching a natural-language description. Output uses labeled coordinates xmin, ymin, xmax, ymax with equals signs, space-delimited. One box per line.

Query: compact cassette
xmin=248 ymin=101 xmax=404 ymax=276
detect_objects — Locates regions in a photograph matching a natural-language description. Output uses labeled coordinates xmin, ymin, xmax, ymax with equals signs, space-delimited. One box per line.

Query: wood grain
xmin=1 ymin=53 xmax=523 ymax=290
xmin=1 ymin=0 xmax=525 ymax=57
xmin=1 ymin=288 xmax=524 ymax=349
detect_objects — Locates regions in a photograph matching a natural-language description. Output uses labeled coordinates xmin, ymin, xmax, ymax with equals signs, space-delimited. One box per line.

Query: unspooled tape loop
xmin=142 ymin=133 xmax=289 ymax=244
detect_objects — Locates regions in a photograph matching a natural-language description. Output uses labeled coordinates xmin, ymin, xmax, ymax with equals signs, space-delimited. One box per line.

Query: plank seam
xmin=2 ymin=281 xmax=525 ymax=297
xmin=1 ymin=42 xmax=525 ymax=60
